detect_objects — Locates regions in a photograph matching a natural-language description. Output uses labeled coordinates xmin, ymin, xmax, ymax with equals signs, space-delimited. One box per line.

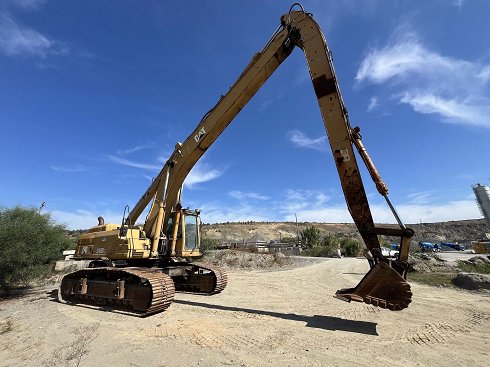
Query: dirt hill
xmin=202 ymin=219 xmax=490 ymax=246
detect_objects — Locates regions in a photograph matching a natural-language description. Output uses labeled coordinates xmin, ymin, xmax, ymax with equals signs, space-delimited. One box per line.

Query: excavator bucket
xmin=335 ymin=262 xmax=412 ymax=311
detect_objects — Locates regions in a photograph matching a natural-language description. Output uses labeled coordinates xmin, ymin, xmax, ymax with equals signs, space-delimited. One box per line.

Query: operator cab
xmin=165 ymin=208 xmax=202 ymax=257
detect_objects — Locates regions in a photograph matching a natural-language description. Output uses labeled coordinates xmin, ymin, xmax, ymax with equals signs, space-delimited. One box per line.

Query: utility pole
xmin=295 ymin=213 xmax=299 ymax=246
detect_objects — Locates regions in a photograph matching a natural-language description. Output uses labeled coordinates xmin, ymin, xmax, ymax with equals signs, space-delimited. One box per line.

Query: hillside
xmin=202 ymin=219 xmax=490 ymax=246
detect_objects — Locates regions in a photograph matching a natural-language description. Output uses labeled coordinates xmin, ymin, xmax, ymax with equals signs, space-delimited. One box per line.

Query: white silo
xmin=472 ymin=183 xmax=490 ymax=227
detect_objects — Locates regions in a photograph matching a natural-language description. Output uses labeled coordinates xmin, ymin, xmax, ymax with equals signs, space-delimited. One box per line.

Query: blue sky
xmin=1 ymin=0 xmax=489 ymax=229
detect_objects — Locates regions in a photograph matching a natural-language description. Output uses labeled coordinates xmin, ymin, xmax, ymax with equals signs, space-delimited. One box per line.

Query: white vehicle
xmin=381 ymin=247 xmax=399 ymax=258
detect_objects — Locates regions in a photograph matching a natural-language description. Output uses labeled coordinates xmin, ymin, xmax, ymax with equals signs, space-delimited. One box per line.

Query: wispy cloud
xmin=287 ymin=130 xmax=328 ymax=151
xmin=50 ymin=209 xmax=122 ymax=230
xmin=452 ymin=0 xmax=465 ymax=8
xmin=50 ymin=164 xmax=87 ymax=173
xmin=116 ymin=144 xmax=152 ymax=156
xmin=356 ymin=28 xmax=490 ymax=127
xmin=185 ymin=163 xmax=225 ymax=189
xmin=108 ymin=155 xmax=161 ymax=171
xmin=393 ymin=199 xmax=480 ymax=224
xmin=194 ymin=185 xmax=481 ymax=224
xmin=229 ymin=190 xmax=270 ymax=201
xmin=367 ymin=96 xmax=379 ymax=112
xmin=7 ymin=0 xmax=47 ymax=10
xmin=53 ymin=194 xmax=481 ymax=229
xmin=195 ymin=201 xmax=270 ymax=224
xmin=108 ymin=150 xmax=225 ymax=189
xmin=281 ymin=192 xmax=480 ymax=224
xmin=399 ymin=93 xmax=490 ymax=128
xmin=258 ymin=92 xmax=284 ymax=111
xmin=0 ymin=1 xmax=83 ymax=60
xmin=281 ymin=189 xmax=331 ymax=213
xmin=0 ymin=12 xmax=63 ymax=57
xmin=406 ymin=191 xmax=433 ymax=205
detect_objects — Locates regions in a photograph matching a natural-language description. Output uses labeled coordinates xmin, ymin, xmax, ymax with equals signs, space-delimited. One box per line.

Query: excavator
xmin=59 ymin=4 xmax=414 ymax=316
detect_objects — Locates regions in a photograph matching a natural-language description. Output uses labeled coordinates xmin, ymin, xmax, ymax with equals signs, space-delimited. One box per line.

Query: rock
xmin=410 ymin=262 xmax=431 ymax=273
xmin=453 ymin=272 xmax=490 ymax=290
xmin=54 ymin=260 xmax=91 ymax=272
xmin=467 ymin=256 xmax=490 ymax=264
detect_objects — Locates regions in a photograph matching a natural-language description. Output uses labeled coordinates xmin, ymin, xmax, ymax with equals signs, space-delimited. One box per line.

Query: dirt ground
xmin=0 ymin=258 xmax=488 ymax=367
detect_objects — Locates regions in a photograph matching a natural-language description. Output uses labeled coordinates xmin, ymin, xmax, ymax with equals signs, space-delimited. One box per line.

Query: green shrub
xmin=0 ymin=206 xmax=72 ymax=290
xmin=300 ymin=226 xmax=322 ymax=248
xmin=339 ymin=237 xmax=362 ymax=257
xmin=457 ymin=260 xmax=490 ymax=274
xmin=303 ymin=245 xmax=332 ymax=257
xmin=200 ymin=238 xmax=221 ymax=256
xmin=281 ymin=235 xmax=298 ymax=244
xmin=300 ymin=234 xmax=362 ymax=257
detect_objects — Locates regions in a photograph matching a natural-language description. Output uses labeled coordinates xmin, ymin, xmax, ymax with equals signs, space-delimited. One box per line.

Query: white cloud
xmin=0 ymin=2 xmax=76 ymax=59
xmin=108 ymin=155 xmax=161 ymax=170
xmin=452 ymin=0 xmax=465 ymax=8
xmin=54 ymin=196 xmax=481 ymax=230
xmin=185 ymin=163 xmax=225 ymax=189
xmin=50 ymin=209 xmax=122 ymax=230
xmin=478 ymin=65 xmax=490 ymax=83
xmin=288 ymin=130 xmax=328 ymax=151
xmin=116 ymin=144 xmax=152 ymax=156
xmin=258 ymin=92 xmax=284 ymax=111
xmin=195 ymin=185 xmax=481 ymax=224
xmin=367 ymin=96 xmax=378 ymax=112
xmin=406 ymin=191 xmax=433 ymax=205
xmin=196 ymin=202 xmax=270 ymax=223
xmin=108 ymin=151 xmax=224 ymax=189
xmin=8 ymin=0 xmax=47 ymax=10
xmin=229 ymin=190 xmax=270 ymax=201
xmin=400 ymin=93 xmax=490 ymax=127
xmin=395 ymin=199 xmax=481 ymax=224
xmin=356 ymin=32 xmax=464 ymax=84
xmin=50 ymin=164 xmax=87 ymax=173
xmin=356 ymin=28 xmax=490 ymax=127
xmin=0 ymin=12 xmax=55 ymax=57
xmin=283 ymin=198 xmax=481 ymax=224
xmin=284 ymin=205 xmax=352 ymax=223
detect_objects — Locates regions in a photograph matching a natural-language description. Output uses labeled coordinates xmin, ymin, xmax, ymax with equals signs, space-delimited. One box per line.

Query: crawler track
xmin=173 ymin=262 xmax=228 ymax=295
xmin=193 ymin=262 xmax=228 ymax=295
xmin=58 ymin=267 xmax=175 ymax=317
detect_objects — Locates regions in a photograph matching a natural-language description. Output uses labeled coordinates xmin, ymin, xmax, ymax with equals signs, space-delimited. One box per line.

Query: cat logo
xmin=194 ymin=127 xmax=206 ymax=143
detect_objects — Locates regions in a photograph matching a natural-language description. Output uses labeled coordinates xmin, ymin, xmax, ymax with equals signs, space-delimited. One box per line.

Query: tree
xmin=300 ymin=226 xmax=322 ymax=248
xmin=321 ymin=234 xmax=339 ymax=254
xmin=200 ymin=238 xmax=221 ymax=255
xmin=281 ymin=235 xmax=298 ymax=244
xmin=0 ymin=206 xmax=72 ymax=290
xmin=339 ymin=237 xmax=362 ymax=257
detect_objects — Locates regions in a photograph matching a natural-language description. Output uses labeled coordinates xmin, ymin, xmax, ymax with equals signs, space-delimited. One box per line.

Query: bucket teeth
xmin=335 ymin=262 xmax=412 ymax=311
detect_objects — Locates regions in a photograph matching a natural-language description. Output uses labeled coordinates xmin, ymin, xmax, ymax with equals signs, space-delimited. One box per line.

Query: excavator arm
xmin=127 ymin=5 xmax=413 ymax=310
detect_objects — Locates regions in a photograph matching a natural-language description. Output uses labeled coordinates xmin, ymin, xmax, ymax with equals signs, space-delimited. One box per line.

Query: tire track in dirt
xmin=407 ymin=310 xmax=489 ymax=345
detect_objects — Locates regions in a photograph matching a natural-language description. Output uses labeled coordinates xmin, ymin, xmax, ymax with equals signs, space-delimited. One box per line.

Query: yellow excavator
xmin=59 ymin=4 xmax=414 ymax=316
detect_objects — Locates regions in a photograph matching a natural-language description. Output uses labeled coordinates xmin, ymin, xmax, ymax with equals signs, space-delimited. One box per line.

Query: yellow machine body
xmin=73 ymin=209 xmax=202 ymax=261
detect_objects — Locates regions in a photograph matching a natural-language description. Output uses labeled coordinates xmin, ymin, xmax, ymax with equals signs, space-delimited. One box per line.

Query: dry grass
xmin=47 ymin=322 xmax=100 ymax=367
xmin=409 ymin=272 xmax=457 ymax=288
xmin=457 ymin=261 xmax=490 ymax=274
xmin=0 ymin=318 xmax=13 ymax=334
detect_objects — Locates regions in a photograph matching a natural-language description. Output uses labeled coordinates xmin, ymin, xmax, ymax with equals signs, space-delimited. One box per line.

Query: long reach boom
xmin=128 ymin=6 xmax=413 ymax=310
xmin=62 ymin=5 xmax=413 ymax=315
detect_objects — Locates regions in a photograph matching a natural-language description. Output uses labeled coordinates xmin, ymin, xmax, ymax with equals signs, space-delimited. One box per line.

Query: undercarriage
xmin=58 ymin=262 xmax=227 ymax=316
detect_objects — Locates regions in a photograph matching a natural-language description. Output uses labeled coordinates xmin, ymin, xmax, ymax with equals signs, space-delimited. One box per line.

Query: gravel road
xmin=0 ymin=258 xmax=488 ymax=367
xmin=437 ymin=250 xmax=485 ymax=264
